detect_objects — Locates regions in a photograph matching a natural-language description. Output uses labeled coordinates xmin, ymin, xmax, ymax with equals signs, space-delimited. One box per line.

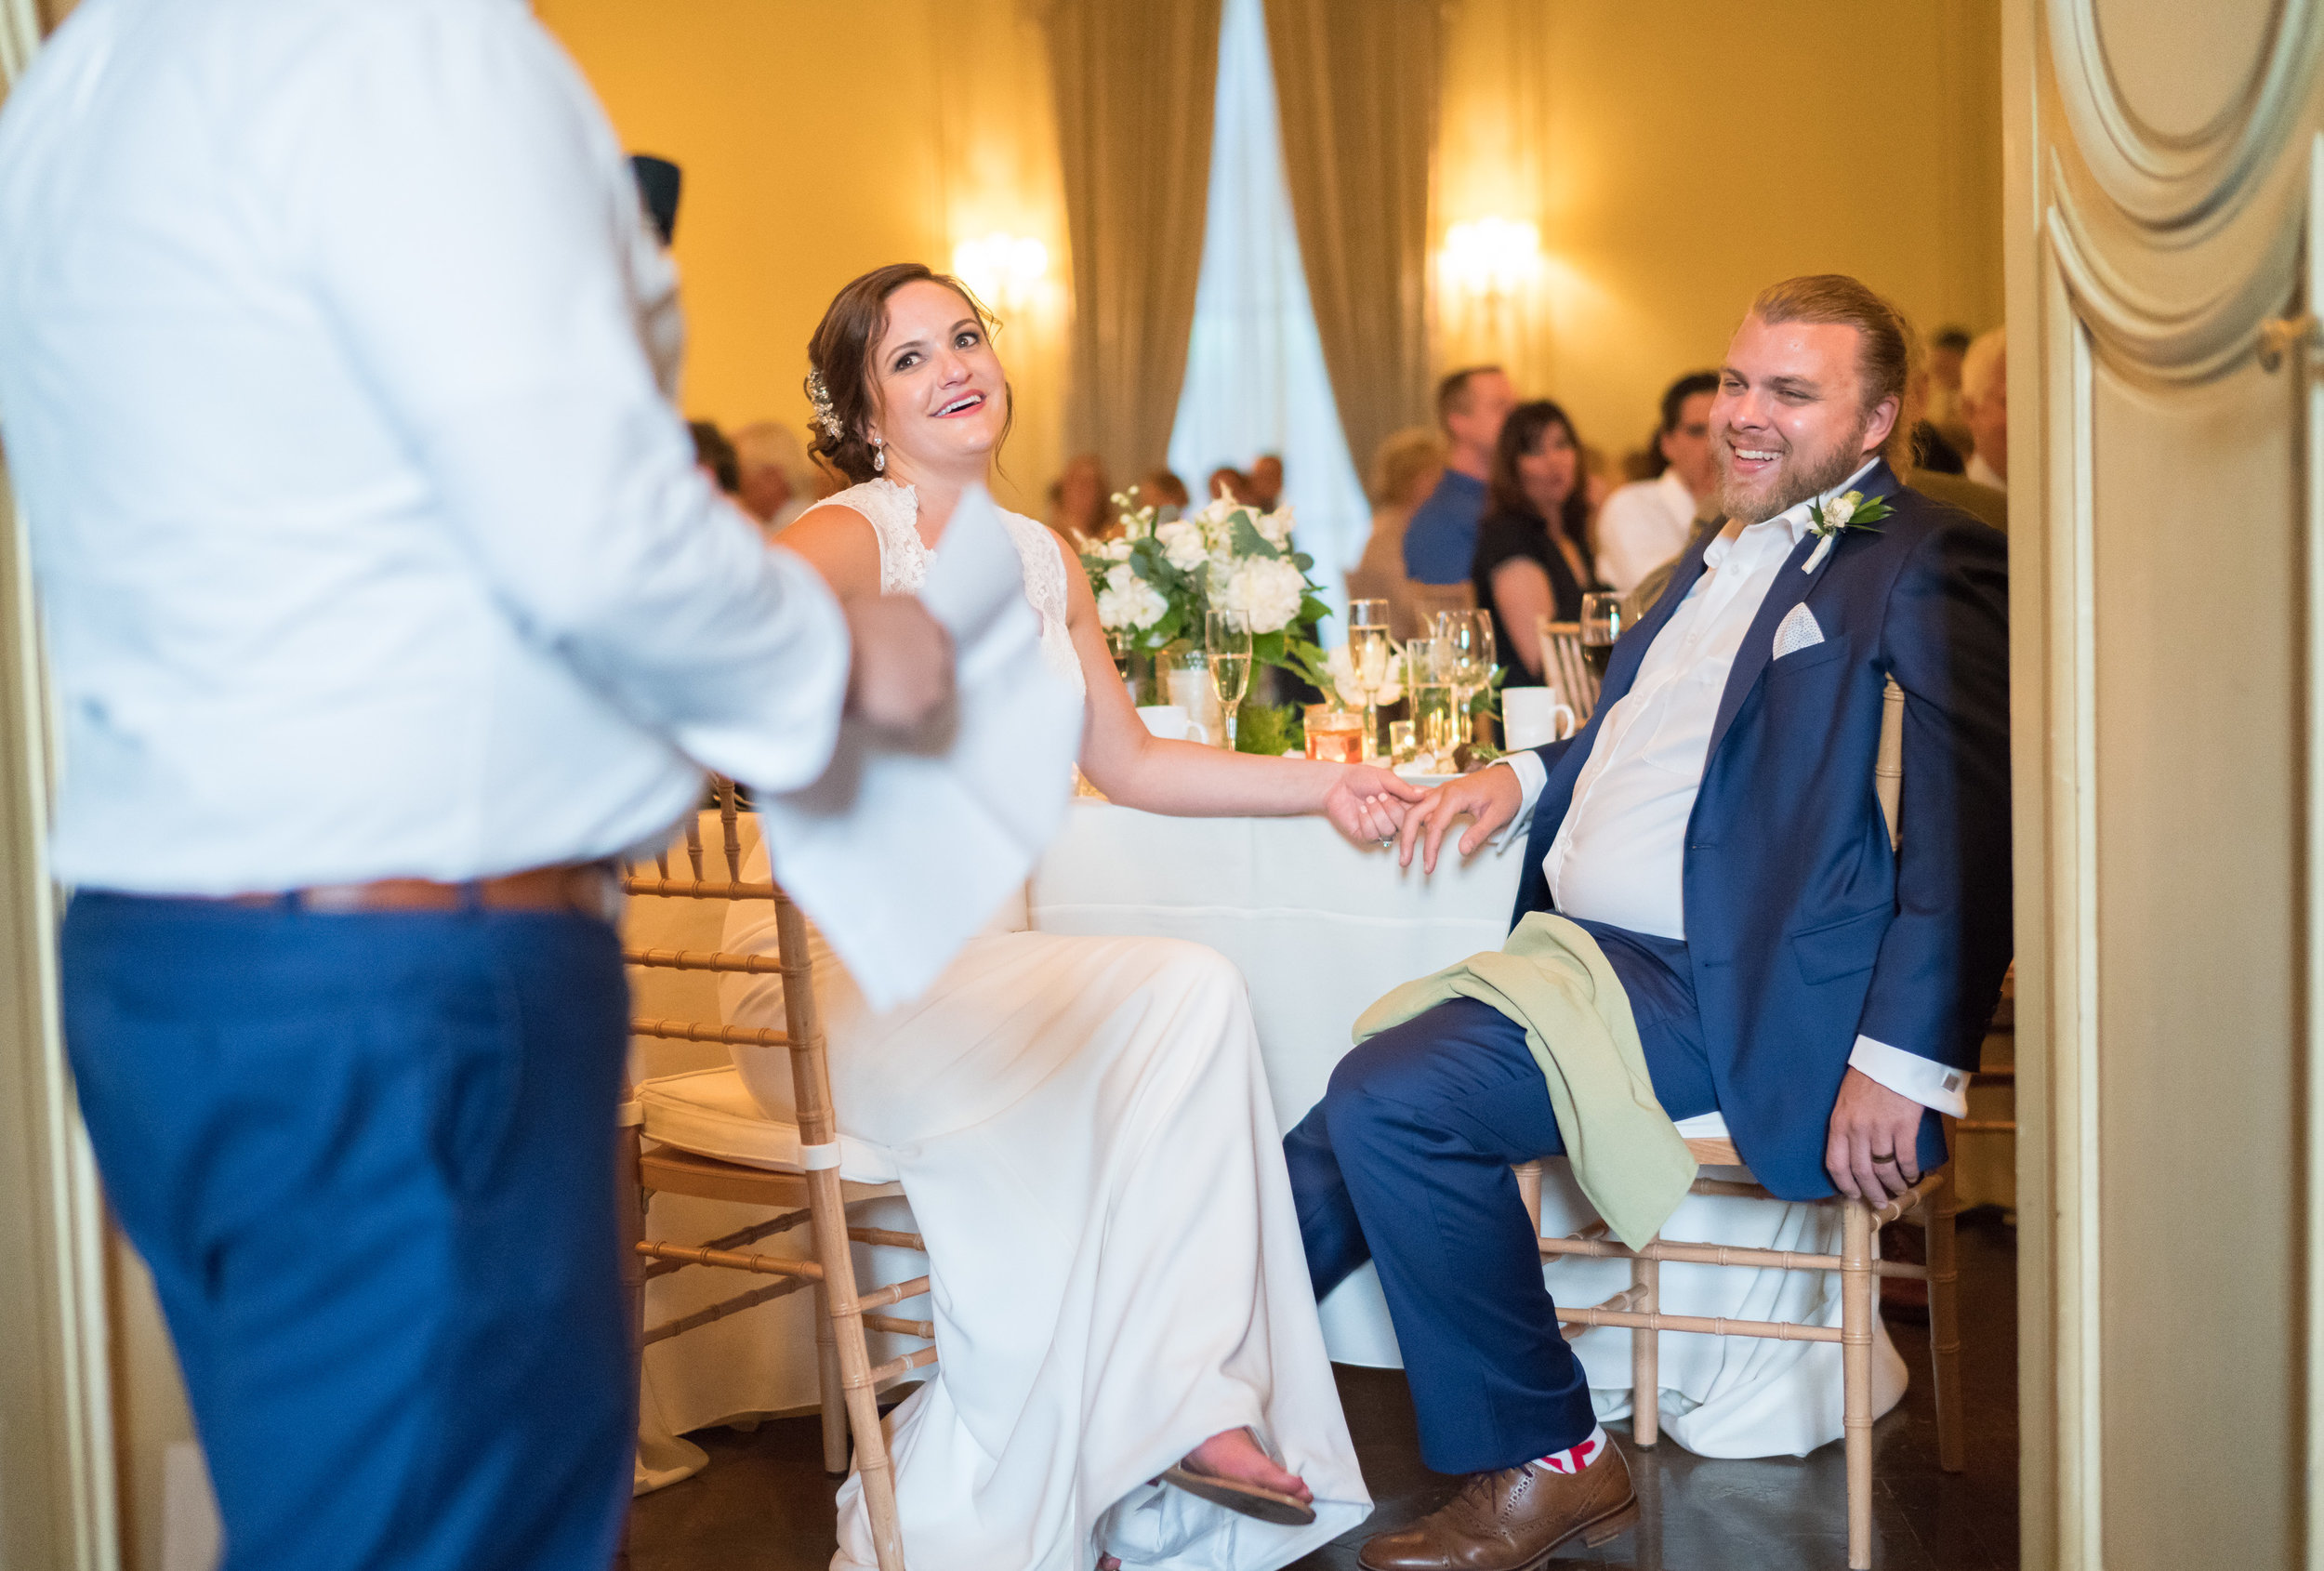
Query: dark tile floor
xmin=631 ymin=1214 xmax=2017 ymax=1571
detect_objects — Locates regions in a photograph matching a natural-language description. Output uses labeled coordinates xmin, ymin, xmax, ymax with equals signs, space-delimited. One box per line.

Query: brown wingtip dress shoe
xmin=1356 ymin=1442 xmax=1637 ymax=1571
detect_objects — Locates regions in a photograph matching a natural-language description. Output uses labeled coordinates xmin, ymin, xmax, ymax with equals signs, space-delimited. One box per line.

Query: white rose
xmin=1325 ymin=642 xmax=1403 ymax=707
xmin=1105 ymin=562 xmax=1139 ymax=595
xmin=1257 ymin=506 xmax=1295 ymax=548
xmin=1096 ymin=574 xmax=1168 ymax=632
xmin=1155 ymin=519 xmax=1208 ymax=572
xmin=1213 ymin=556 xmax=1307 ymax=634
xmin=1823 ymin=493 xmax=1858 ymax=527
xmin=1099 ymin=537 xmax=1134 ymax=562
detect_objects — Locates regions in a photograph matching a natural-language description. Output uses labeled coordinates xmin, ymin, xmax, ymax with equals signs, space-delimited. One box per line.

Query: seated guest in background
xmin=1247 ymin=451 xmax=1285 ymax=509
xmin=1350 ymin=426 xmax=1446 ymax=640
xmin=733 ymin=420 xmax=815 ymax=535
xmin=1903 ymin=352 xmax=2007 ymax=532
xmin=1288 ymin=274 xmax=2010 ymax=1571
xmin=1472 ymin=401 xmax=1599 ymax=685
xmin=1142 ymin=467 xmax=1193 ymax=510
xmin=1047 ymin=450 xmax=1112 ymax=543
xmin=1959 ymin=326 xmax=2006 ymax=492
xmin=1404 ymin=364 xmax=1516 ymax=585
xmin=1593 ymin=371 xmax=1717 ymax=594
xmin=1924 ymin=323 xmax=1974 ymax=455
xmin=1206 ymin=464 xmax=1249 ymax=504
xmin=689 ymin=419 xmax=741 ymax=496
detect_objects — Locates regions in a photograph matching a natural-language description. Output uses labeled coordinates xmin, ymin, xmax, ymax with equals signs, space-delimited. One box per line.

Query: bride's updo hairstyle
xmin=805 ymin=261 xmax=1013 ymax=485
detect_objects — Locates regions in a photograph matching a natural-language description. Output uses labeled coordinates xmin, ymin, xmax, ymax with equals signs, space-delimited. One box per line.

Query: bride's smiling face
xmin=867 ymin=280 xmax=1008 ymax=478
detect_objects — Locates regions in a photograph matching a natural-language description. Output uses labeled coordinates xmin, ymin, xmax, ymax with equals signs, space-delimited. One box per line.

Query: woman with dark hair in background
xmin=1472 ymin=400 xmax=1601 ymax=683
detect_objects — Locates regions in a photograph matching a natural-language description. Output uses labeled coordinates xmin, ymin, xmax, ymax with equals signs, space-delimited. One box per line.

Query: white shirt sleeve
xmin=1592 ymin=487 xmax=1673 ymax=594
xmin=1847 ymin=1035 xmax=1971 ymax=1118
xmin=270 ymin=4 xmax=849 ymax=792
xmin=1495 ymin=752 xmax=1548 ymax=826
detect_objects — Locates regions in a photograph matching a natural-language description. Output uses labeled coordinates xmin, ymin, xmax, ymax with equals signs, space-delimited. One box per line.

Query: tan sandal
xmin=1159 ymin=1430 xmax=1317 ymax=1526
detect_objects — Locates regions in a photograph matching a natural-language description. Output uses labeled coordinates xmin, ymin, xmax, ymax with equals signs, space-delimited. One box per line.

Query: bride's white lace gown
xmin=719 ymin=480 xmax=1369 ymax=1571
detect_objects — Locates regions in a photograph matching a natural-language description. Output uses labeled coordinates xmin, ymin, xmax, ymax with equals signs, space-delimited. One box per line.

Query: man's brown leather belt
xmin=213 ymin=861 xmax=621 ymax=918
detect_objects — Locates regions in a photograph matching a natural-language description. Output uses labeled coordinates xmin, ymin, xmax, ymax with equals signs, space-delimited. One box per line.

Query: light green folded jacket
xmin=1353 ymin=911 xmax=1698 ymax=1249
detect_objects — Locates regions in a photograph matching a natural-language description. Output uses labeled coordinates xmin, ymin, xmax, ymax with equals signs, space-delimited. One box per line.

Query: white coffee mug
xmin=1503 ymin=685 xmax=1578 ymax=750
xmin=1136 ymin=704 xmax=1208 ymax=745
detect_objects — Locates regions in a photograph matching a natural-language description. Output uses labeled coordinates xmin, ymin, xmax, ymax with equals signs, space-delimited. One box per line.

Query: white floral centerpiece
xmin=1083 ymin=489 xmax=1330 ymax=673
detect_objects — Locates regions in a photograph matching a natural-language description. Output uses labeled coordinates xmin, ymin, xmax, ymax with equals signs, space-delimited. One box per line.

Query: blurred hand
xmin=1395 ymin=764 xmax=1522 ymax=873
xmin=843 ymin=596 xmax=954 ymax=732
xmin=1322 ymin=765 xmax=1428 ymax=847
xmin=1824 ymin=1068 xmax=1925 ymax=1204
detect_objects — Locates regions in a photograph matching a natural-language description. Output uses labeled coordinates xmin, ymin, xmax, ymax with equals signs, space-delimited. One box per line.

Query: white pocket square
xmin=1772 ymin=603 xmax=1825 ymax=660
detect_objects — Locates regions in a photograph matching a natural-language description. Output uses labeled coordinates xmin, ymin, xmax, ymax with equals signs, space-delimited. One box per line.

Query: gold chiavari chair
xmin=1512 ymin=677 xmax=1970 ymax=1571
xmin=615 ymin=782 xmax=931 ymax=1571
xmin=1534 ymin=616 xmax=1601 ymax=719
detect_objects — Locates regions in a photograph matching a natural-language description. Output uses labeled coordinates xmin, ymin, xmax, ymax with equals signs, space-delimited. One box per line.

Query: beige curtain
xmin=1264 ymin=0 xmax=1439 ymax=489
xmin=1043 ymin=0 xmax=1223 ymax=482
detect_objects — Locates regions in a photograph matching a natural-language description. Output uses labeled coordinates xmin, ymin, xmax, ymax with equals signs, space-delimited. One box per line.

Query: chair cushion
xmin=637 ymin=1067 xmax=901 ymax=1184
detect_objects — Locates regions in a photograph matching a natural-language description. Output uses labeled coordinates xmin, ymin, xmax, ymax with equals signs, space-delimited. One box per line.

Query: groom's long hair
xmin=805 ymin=262 xmax=1015 ymax=486
xmin=1748 ymin=274 xmax=1922 ymax=473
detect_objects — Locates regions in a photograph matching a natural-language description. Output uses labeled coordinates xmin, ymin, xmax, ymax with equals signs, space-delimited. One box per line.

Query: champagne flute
xmin=1205 ymin=609 xmax=1252 ymax=751
xmin=1434 ymin=610 xmax=1489 ymax=741
xmin=1578 ymin=591 xmax=1624 ymax=681
xmin=1347 ymin=598 xmax=1392 ymax=759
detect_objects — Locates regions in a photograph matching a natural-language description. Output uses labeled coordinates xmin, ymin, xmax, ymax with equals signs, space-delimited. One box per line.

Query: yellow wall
xmin=536 ymin=0 xmax=2000 ymax=503
xmin=1437 ymin=0 xmax=2003 ymax=463
xmin=534 ymin=0 xmax=1072 ymax=517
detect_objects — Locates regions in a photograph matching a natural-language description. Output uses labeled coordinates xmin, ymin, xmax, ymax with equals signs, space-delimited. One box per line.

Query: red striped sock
xmin=1536 ymin=1424 xmax=1609 ymax=1475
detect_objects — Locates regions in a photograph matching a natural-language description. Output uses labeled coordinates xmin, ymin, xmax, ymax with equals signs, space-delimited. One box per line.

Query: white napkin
xmin=754 ymin=486 xmax=1085 ymax=1011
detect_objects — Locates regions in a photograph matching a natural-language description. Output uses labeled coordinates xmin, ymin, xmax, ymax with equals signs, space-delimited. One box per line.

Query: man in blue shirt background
xmin=1403 ymin=365 xmax=1517 ymax=584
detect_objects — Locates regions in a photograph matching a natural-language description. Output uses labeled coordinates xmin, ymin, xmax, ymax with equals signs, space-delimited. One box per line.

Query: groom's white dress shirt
xmin=1499 ymin=461 xmax=1965 ymax=1116
xmin=0 ymin=0 xmax=849 ymax=894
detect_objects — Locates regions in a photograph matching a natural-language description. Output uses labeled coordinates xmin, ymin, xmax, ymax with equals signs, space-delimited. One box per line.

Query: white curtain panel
xmin=1166 ymin=0 xmax=1370 ymax=633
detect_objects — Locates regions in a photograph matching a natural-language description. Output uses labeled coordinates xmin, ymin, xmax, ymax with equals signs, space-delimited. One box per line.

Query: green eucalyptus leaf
xmin=1230 ymin=515 xmax=1284 ymax=560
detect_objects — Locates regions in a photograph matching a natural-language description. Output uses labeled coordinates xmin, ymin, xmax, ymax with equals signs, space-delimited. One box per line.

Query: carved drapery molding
xmin=2040 ymin=0 xmax=2321 ymax=379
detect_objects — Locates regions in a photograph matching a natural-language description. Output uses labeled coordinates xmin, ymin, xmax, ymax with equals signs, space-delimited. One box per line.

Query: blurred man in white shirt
xmin=0 ymin=2 xmax=947 ymax=1567
xmin=1593 ymin=371 xmax=1720 ymax=594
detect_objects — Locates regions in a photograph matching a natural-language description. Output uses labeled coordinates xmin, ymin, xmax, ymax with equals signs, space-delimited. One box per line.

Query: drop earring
xmin=872 ymin=438 xmax=886 ymax=474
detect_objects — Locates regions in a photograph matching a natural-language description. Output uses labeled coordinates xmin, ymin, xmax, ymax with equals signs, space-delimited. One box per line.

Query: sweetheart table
xmin=626 ymin=803 xmax=1905 ymax=1489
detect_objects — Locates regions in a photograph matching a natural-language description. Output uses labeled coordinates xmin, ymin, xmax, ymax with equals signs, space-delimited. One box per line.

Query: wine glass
xmin=1346 ymin=598 xmax=1392 ymax=759
xmin=1434 ymin=610 xmax=1491 ymax=745
xmin=1205 ymin=609 xmax=1252 ymax=751
xmin=1578 ymin=591 xmax=1624 ymax=684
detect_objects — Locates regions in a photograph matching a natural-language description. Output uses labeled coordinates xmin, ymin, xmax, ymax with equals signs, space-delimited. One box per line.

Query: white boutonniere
xmin=1801 ymin=489 xmax=1892 ymax=573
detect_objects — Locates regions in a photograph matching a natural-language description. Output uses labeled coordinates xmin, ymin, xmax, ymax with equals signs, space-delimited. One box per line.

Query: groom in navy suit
xmin=1287 ymin=274 xmax=2011 ymax=1571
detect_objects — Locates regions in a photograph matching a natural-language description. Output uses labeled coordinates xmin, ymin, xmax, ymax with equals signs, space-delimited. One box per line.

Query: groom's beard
xmin=1713 ymin=416 xmax=1875 ymax=524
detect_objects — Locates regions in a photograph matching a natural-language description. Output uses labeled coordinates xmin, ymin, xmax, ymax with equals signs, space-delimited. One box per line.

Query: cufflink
xmin=1943 ymin=1073 xmax=1961 ymax=1090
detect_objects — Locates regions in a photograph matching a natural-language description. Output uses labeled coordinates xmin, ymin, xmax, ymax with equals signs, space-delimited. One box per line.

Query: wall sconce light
xmin=1440 ymin=217 xmax=1542 ymax=306
xmin=952 ymin=231 xmax=1050 ymax=317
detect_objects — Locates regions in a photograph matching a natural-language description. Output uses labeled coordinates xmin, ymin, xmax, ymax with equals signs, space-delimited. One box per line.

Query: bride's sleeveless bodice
xmin=825 ymin=478 xmax=1084 ymax=695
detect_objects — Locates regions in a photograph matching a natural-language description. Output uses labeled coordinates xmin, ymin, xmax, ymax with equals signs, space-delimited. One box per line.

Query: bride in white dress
xmin=720 ymin=263 xmax=1422 ymax=1571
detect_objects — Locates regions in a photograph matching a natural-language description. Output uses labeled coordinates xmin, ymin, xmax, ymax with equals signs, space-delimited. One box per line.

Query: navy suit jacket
xmin=1512 ymin=461 xmax=2011 ymax=1199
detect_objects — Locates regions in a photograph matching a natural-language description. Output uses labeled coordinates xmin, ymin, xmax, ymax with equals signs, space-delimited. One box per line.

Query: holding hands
xmin=1394 ymin=763 xmax=1523 ymax=873
xmin=1322 ymin=765 xmax=1428 ymax=846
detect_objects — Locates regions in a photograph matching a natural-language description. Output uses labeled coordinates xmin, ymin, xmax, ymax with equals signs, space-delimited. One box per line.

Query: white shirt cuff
xmin=1497 ymin=750 xmax=1547 ymax=823
xmin=1847 ymin=1035 xmax=1970 ymax=1118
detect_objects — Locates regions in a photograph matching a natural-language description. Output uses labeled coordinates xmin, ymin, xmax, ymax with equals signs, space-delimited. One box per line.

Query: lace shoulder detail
xmin=997 ymin=510 xmax=1085 ymax=695
xmin=824 ymin=482 xmax=1083 ymax=696
xmin=823 ymin=479 xmax=929 ymax=595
